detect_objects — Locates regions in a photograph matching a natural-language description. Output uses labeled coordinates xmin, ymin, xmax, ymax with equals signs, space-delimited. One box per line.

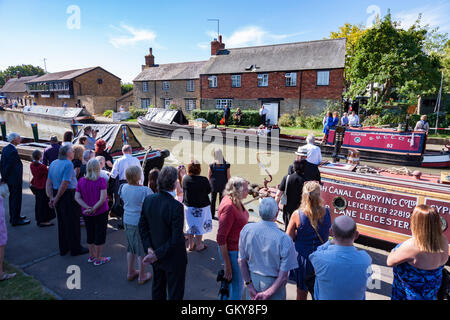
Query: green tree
xmin=0 ymin=65 xmax=45 ymax=86
xmin=347 ymin=13 xmax=443 ymax=113
xmin=121 ymin=83 xmax=134 ymax=95
xmin=329 ymin=23 xmax=367 ymax=87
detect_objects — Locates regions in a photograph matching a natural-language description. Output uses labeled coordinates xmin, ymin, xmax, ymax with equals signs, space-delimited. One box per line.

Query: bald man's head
xmin=332 ymin=216 xmax=357 ymax=240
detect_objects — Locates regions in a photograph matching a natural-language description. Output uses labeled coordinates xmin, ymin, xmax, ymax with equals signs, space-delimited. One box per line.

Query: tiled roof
xmin=0 ymin=75 xmax=39 ymax=93
xmin=134 ymin=61 xmax=208 ymax=82
xmin=26 ymin=67 xmax=121 ymax=83
xmin=201 ymin=38 xmax=347 ymax=74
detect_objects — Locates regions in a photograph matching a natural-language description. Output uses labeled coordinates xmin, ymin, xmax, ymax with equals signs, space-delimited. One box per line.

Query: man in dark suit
xmin=288 ymin=147 xmax=321 ymax=184
xmin=223 ymin=105 xmax=231 ymax=127
xmin=139 ymin=166 xmax=187 ymax=300
xmin=0 ymin=133 xmax=29 ymax=226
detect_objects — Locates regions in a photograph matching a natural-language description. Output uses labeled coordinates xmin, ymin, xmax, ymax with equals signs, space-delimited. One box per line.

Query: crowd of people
xmin=0 ymin=129 xmax=448 ymax=301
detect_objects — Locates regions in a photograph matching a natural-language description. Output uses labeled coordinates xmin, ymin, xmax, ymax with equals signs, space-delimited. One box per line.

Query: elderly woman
xmin=216 ymin=177 xmax=250 ymax=300
xmin=208 ymin=149 xmax=231 ymax=220
xmin=387 ymin=205 xmax=448 ymax=300
xmin=182 ymin=160 xmax=212 ymax=252
xmin=239 ymin=197 xmax=298 ymax=300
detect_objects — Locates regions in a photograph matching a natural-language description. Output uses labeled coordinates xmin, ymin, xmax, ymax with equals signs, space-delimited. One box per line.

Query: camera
xmin=216 ymin=269 xmax=230 ymax=299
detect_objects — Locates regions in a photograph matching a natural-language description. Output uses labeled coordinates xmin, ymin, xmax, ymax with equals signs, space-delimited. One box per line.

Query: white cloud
xmin=394 ymin=2 xmax=450 ymax=32
xmin=109 ymin=23 xmax=157 ymax=48
xmin=198 ymin=26 xmax=306 ymax=50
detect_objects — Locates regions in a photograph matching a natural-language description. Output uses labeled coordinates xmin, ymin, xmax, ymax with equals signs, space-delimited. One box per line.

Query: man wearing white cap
xmin=288 ymin=147 xmax=321 ymax=184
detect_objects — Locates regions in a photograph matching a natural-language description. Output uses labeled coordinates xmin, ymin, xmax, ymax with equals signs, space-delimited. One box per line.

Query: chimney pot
xmin=145 ymin=48 xmax=155 ymax=68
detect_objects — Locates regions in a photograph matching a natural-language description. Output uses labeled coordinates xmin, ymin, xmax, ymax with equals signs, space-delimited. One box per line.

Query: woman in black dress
xmin=208 ymin=149 xmax=231 ymax=220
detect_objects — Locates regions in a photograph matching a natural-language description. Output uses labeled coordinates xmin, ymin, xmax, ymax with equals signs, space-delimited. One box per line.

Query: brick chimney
xmin=211 ymin=35 xmax=225 ymax=55
xmin=144 ymin=48 xmax=155 ymax=69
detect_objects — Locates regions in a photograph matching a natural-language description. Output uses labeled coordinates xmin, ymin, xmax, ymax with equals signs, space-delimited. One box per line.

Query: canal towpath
xmin=2 ymin=160 xmax=396 ymax=300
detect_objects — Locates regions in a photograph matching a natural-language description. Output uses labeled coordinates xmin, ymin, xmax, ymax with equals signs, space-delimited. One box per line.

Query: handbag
xmin=280 ymin=175 xmax=290 ymax=206
xmin=111 ymin=183 xmax=125 ymax=218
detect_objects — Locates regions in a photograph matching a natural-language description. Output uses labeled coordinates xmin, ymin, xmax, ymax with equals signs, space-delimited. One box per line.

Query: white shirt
xmin=100 ymin=170 xmax=110 ymax=182
xmin=259 ymin=108 xmax=268 ymax=116
xmin=348 ymin=114 xmax=360 ymax=127
xmin=304 ymin=142 xmax=322 ymax=165
xmin=110 ymin=153 xmax=143 ymax=182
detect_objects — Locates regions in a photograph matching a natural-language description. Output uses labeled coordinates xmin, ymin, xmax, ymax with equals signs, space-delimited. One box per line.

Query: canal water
xmin=0 ymin=110 xmax=443 ymax=219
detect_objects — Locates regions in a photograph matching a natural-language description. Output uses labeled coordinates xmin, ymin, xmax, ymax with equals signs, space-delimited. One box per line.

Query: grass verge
xmin=0 ymin=262 xmax=56 ymax=300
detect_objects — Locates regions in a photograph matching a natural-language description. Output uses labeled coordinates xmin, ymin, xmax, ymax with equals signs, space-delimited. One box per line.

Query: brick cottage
xmin=200 ymin=36 xmax=346 ymax=121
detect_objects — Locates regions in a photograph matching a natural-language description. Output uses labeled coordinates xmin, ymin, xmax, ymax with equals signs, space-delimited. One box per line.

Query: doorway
xmin=262 ymin=102 xmax=279 ymax=125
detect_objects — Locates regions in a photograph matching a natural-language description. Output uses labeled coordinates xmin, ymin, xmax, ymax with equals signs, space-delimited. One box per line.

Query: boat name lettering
xmin=333 ymin=209 xmax=410 ymax=230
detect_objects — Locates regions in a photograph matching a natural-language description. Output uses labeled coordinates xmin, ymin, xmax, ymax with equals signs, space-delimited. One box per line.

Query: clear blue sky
xmin=0 ymin=0 xmax=449 ymax=83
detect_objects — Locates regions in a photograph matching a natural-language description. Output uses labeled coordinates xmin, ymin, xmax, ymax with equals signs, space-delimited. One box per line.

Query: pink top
xmin=216 ymin=195 xmax=249 ymax=251
xmin=76 ymin=177 xmax=108 ymax=216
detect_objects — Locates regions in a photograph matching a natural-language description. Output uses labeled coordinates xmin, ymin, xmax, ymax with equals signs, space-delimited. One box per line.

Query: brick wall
xmin=74 ymin=68 xmax=121 ymax=97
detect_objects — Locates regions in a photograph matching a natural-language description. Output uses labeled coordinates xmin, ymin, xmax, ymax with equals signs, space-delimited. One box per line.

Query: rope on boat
xmin=380 ymin=167 xmax=413 ymax=176
xmin=355 ymin=165 xmax=381 ymax=175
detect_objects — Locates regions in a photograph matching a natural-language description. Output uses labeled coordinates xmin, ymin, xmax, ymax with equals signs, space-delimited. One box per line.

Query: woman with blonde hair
xmin=387 ymin=205 xmax=448 ymax=300
xmin=286 ymin=181 xmax=331 ymax=300
xmin=72 ymin=145 xmax=85 ymax=179
xmin=216 ymin=176 xmax=249 ymax=300
xmin=75 ymin=158 xmax=110 ymax=266
xmin=120 ymin=165 xmax=153 ymax=284
xmin=208 ymin=148 xmax=231 ymax=219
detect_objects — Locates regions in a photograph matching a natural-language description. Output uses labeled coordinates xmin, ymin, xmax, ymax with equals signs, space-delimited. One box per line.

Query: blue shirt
xmin=48 ymin=159 xmax=77 ymax=190
xmin=309 ymin=241 xmax=372 ymax=300
xmin=341 ymin=116 xmax=349 ymax=125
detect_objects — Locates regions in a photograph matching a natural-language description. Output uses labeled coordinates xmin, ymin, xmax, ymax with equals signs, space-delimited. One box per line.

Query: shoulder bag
xmin=280 ymin=175 xmax=290 ymax=206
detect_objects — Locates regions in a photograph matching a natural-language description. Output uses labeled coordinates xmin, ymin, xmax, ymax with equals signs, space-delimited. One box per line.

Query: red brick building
xmin=25 ymin=67 xmax=121 ymax=114
xmin=200 ymin=37 xmax=346 ymax=123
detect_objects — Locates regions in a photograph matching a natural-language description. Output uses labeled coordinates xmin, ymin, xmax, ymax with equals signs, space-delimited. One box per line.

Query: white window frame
xmin=285 ymin=72 xmax=297 ymax=87
xmin=185 ymin=99 xmax=196 ymax=111
xmin=142 ymin=81 xmax=149 ymax=93
xmin=141 ymin=98 xmax=150 ymax=109
xmin=257 ymin=74 xmax=269 ymax=87
xmin=208 ymin=75 xmax=218 ymax=88
xmin=231 ymin=74 xmax=241 ymax=88
xmin=317 ymin=71 xmax=330 ymax=86
xmin=186 ymin=80 xmax=195 ymax=92
xmin=162 ymin=81 xmax=170 ymax=91
xmin=164 ymin=99 xmax=171 ymax=109
xmin=215 ymin=99 xmax=233 ymax=110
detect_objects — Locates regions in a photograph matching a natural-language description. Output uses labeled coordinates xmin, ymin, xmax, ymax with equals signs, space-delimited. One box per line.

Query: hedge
xmin=129 ymin=107 xmax=149 ymax=119
xmin=191 ymin=109 xmax=260 ymax=127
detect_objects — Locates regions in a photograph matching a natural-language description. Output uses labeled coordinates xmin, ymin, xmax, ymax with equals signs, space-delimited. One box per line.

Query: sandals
xmin=88 ymin=256 xmax=96 ymax=263
xmin=138 ymin=272 xmax=152 ymax=285
xmin=196 ymin=243 xmax=208 ymax=252
xmin=0 ymin=273 xmax=16 ymax=281
xmin=127 ymin=272 xmax=139 ymax=281
xmin=93 ymin=257 xmax=111 ymax=266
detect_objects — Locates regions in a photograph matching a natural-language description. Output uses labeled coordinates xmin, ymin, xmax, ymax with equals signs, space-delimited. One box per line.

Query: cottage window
xmin=317 ymin=71 xmax=330 ymax=86
xmin=162 ymin=81 xmax=170 ymax=91
xmin=186 ymin=80 xmax=195 ymax=92
xmin=141 ymin=98 xmax=150 ymax=109
xmin=257 ymin=74 xmax=269 ymax=87
xmin=215 ymin=99 xmax=232 ymax=110
xmin=231 ymin=75 xmax=241 ymax=88
xmin=285 ymin=72 xmax=297 ymax=86
xmin=185 ymin=99 xmax=196 ymax=111
xmin=164 ymin=99 xmax=172 ymax=109
xmin=208 ymin=76 xmax=218 ymax=88
xmin=64 ymin=82 xmax=69 ymax=90
xmin=142 ymin=82 xmax=149 ymax=93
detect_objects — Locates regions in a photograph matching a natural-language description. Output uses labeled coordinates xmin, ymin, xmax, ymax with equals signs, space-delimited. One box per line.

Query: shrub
xmin=279 ymin=113 xmax=295 ymax=127
xmin=304 ymin=116 xmax=323 ymax=130
xmin=103 ymin=110 xmax=113 ymax=118
xmin=191 ymin=109 xmax=260 ymax=127
xmin=129 ymin=107 xmax=148 ymax=119
xmin=362 ymin=114 xmax=379 ymax=126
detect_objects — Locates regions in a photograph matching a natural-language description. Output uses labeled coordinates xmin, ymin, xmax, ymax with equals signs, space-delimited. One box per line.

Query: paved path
xmin=4 ymin=164 xmax=394 ymax=300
